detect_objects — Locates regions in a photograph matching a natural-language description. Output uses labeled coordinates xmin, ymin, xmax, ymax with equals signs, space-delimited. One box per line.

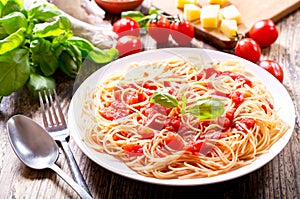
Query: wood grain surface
xmin=152 ymin=0 xmax=300 ymax=49
xmin=0 ymin=3 xmax=299 ymax=199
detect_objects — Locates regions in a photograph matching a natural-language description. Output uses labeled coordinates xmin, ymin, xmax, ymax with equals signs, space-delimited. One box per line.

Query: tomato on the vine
xmin=112 ymin=17 xmax=140 ymax=38
xmin=170 ymin=20 xmax=194 ymax=46
xmin=115 ymin=36 xmax=142 ymax=58
xmin=248 ymin=19 xmax=278 ymax=47
xmin=258 ymin=60 xmax=284 ymax=83
xmin=235 ymin=38 xmax=261 ymax=63
xmin=148 ymin=16 xmax=171 ymax=44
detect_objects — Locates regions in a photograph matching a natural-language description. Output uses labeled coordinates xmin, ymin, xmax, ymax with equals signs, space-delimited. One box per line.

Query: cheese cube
xmin=220 ymin=5 xmax=241 ymax=24
xmin=200 ymin=5 xmax=220 ymax=29
xmin=184 ymin=4 xmax=201 ymax=21
xmin=220 ymin=19 xmax=237 ymax=38
xmin=208 ymin=0 xmax=227 ymax=6
xmin=176 ymin=0 xmax=197 ymax=9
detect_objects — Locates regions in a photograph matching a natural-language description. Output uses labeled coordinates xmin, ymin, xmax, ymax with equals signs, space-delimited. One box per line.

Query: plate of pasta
xmin=68 ymin=48 xmax=295 ymax=185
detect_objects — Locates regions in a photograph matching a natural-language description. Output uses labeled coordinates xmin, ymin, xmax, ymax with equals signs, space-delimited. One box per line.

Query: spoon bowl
xmin=7 ymin=115 xmax=92 ymax=199
xmin=7 ymin=115 xmax=59 ymax=169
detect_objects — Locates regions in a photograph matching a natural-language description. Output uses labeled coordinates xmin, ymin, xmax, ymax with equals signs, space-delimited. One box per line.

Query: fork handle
xmin=60 ymin=139 xmax=92 ymax=196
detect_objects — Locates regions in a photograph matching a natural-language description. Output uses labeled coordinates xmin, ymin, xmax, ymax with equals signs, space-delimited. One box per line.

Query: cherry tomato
xmin=258 ymin=60 xmax=284 ymax=82
xmin=235 ymin=38 xmax=261 ymax=63
xmin=148 ymin=16 xmax=170 ymax=44
xmin=115 ymin=36 xmax=142 ymax=58
xmin=170 ymin=20 xmax=194 ymax=46
xmin=248 ymin=19 xmax=278 ymax=47
xmin=112 ymin=17 xmax=140 ymax=38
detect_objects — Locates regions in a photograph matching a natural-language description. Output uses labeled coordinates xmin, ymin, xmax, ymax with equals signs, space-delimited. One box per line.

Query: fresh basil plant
xmin=0 ymin=0 xmax=118 ymax=102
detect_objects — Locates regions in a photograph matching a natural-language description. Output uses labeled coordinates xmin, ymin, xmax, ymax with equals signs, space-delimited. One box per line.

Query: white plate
xmin=68 ymin=48 xmax=295 ymax=186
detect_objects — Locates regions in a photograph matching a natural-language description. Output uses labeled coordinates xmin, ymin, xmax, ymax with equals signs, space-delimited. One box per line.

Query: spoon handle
xmin=50 ymin=164 xmax=93 ymax=199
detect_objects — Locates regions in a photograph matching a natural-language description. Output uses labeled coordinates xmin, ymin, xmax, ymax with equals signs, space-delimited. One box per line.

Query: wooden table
xmin=0 ymin=3 xmax=299 ymax=199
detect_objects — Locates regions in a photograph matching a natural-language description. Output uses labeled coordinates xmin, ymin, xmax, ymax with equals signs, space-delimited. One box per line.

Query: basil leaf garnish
xmin=150 ymin=91 xmax=179 ymax=108
xmin=187 ymin=98 xmax=225 ymax=119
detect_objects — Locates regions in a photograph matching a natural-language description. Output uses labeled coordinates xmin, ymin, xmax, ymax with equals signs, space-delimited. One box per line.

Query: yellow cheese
xmin=176 ymin=0 xmax=197 ymax=9
xmin=220 ymin=5 xmax=241 ymax=24
xmin=184 ymin=4 xmax=201 ymax=22
xmin=208 ymin=0 xmax=227 ymax=6
xmin=220 ymin=19 xmax=237 ymax=38
xmin=200 ymin=5 xmax=220 ymax=29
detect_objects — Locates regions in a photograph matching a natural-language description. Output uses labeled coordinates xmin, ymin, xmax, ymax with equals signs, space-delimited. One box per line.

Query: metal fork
xmin=38 ymin=89 xmax=92 ymax=197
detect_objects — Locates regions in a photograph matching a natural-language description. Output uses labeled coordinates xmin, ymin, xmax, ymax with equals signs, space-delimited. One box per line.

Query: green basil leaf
xmin=33 ymin=16 xmax=72 ymax=38
xmin=87 ymin=48 xmax=118 ymax=64
xmin=148 ymin=7 xmax=164 ymax=15
xmin=67 ymin=36 xmax=94 ymax=57
xmin=30 ymin=38 xmax=58 ymax=76
xmin=1 ymin=0 xmax=22 ymax=17
xmin=187 ymin=98 xmax=225 ymax=119
xmin=58 ymin=50 xmax=80 ymax=78
xmin=0 ymin=27 xmax=25 ymax=55
xmin=150 ymin=91 xmax=179 ymax=108
xmin=0 ymin=11 xmax=27 ymax=34
xmin=0 ymin=48 xmax=30 ymax=96
xmin=27 ymin=2 xmax=61 ymax=21
xmin=26 ymin=73 xmax=56 ymax=98
xmin=0 ymin=26 xmax=8 ymax=39
xmin=121 ymin=11 xmax=145 ymax=21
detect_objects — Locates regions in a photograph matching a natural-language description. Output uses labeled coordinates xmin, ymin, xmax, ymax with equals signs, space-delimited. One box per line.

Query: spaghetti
xmin=80 ymin=57 xmax=289 ymax=179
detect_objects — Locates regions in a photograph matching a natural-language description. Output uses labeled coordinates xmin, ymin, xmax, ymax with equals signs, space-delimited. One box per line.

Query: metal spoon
xmin=6 ymin=115 xmax=93 ymax=199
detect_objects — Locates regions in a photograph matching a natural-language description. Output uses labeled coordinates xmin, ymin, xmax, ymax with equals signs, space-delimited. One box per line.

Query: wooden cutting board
xmin=151 ymin=0 xmax=300 ymax=49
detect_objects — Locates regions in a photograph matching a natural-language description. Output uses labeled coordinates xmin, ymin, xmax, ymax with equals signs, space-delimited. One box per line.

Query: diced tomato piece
xmin=228 ymin=91 xmax=244 ymax=108
xmin=217 ymin=116 xmax=231 ymax=130
xmin=191 ymin=73 xmax=204 ymax=81
xmin=217 ymin=133 xmax=227 ymax=139
xmin=199 ymin=120 xmax=212 ymax=128
xmin=164 ymin=132 xmax=184 ymax=151
xmin=241 ymin=118 xmax=255 ymax=129
xmin=113 ymin=131 xmax=129 ymax=141
xmin=142 ymin=80 xmax=157 ymax=90
xmin=185 ymin=140 xmax=205 ymax=154
xmin=225 ymin=108 xmax=236 ymax=122
xmin=164 ymin=117 xmax=181 ymax=132
xmin=220 ymin=71 xmax=252 ymax=87
xmin=137 ymin=126 xmax=155 ymax=139
xmin=236 ymin=118 xmax=256 ymax=132
xmin=137 ymin=89 xmax=146 ymax=102
xmin=122 ymin=144 xmax=143 ymax=156
xmin=204 ymin=68 xmax=219 ymax=79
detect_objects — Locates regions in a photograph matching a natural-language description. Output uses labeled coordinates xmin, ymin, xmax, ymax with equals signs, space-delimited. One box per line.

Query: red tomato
xmin=235 ymin=38 xmax=261 ymax=63
xmin=258 ymin=60 xmax=284 ymax=83
xmin=122 ymin=144 xmax=143 ymax=156
xmin=112 ymin=17 xmax=140 ymax=38
xmin=116 ymin=36 xmax=142 ymax=58
xmin=148 ymin=16 xmax=170 ymax=44
xmin=217 ymin=116 xmax=231 ymax=130
xmin=248 ymin=19 xmax=278 ymax=47
xmin=203 ymin=67 xmax=219 ymax=79
xmin=228 ymin=91 xmax=244 ymax=108
xmin=185 ymin=140 xmax=205 ymax=154
xmin=164 ymin=132 xmax=184 ymax=151
xmin=170 ymin=20 xmax=194 ymax=46
xmin=236 ymin=118 xmax=255 ymax=132
xmin=164 ymin=117 xmax=181 ymax=132
xmin=220 ymin=71 xmax=252 ymax=87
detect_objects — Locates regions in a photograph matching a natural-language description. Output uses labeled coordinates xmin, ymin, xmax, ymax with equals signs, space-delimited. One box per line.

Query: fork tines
xmin=38 ymin=89 xmax=66 ymax=131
